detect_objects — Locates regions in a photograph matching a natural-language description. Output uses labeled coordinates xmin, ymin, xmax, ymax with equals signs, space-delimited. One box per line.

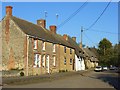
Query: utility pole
xmin=80 ymin=26 xmax=83 ymax=48
xmin=56 ymin=14 xmax=59 ymax=29
xmin=44 ymin=11 xmax=47 ymax=20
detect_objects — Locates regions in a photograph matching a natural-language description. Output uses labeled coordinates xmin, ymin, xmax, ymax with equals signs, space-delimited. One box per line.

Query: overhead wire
xmin=86 ymin=0 xmax=112 ymax=30
xmin=57 ymin=0 xmax=88 ymax=30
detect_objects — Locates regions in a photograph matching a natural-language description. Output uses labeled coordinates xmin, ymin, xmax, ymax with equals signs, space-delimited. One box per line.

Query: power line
xmin=57 ymin=1 xmax=88 ymax=30
xmin=83 ymin=32 xmax=98 ymax=46
xmin=85 ymin=28 xmax=119 ymax=35
xmin=86 ymin=0 xmax=112 ymax=30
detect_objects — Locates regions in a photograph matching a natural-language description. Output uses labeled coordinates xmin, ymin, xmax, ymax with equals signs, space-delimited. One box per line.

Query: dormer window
xmin=33 ymin=39 xmax=38 ymax=49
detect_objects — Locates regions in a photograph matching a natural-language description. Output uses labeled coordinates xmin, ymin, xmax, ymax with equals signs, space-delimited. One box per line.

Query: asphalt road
xmin=2 ymin=70 xmax=119 ymax=89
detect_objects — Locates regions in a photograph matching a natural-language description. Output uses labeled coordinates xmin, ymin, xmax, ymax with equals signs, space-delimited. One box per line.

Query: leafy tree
xmin=98 ymin=38 xmax=112 ymax=56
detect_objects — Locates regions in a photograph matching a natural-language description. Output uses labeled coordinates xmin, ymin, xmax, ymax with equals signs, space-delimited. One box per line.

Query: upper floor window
xmin=64 ymin=57 xmax=66 ymax=65
xmin=34 ymin=39 xmax=38 ymax=49
xmin=53 ymin=56 xmax=56 ymax=66
xmin=33 ymin=54 xmax=41 ymax=68
xmin=70 ymin=49 xmax=72 ymax=54
xmin=53 ymin=44 xmax=56 ymax=52
xmin=42 ymin=41 xmax=46 ymax=50
xmin=64 ymin=46 xmax=66 ymax=53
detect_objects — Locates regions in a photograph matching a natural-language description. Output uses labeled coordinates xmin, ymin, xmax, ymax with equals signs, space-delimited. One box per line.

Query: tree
xmin=98 ymin=38 xmax=113 ymax=66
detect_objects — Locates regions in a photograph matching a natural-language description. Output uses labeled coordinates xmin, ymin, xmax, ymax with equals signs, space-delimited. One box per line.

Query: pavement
xmin=2 ymin=70 xmax=90 ymax=85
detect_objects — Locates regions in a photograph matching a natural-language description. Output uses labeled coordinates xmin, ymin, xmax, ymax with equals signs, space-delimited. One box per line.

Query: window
xmin=70 ymin=59 xmax=72 ymax=64
xmin=70 ymin=49 xmax=72 ymax=54
xmin=42 ymin=41 xmax=46 ymax=50
xmin=33 ymin=54 xmax=41 ymax=67
xmin=53 ymin=44 xmax=56 ymax=52
xmin=64 ymin=46 xmax=66 ymax=53
xmin=34 ymin=39 xmax=38 ymax=49
xmin=42 ymin=55 xmax=45 ymax=67
xmin=53 ymin=56 xmax=56 ymax=66
xmin=64 ymin=57 xmax=66 ymax=65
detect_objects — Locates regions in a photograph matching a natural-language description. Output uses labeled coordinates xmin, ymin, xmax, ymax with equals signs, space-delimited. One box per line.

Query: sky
xmin=1 ymin=1 xmax=119 ymax=48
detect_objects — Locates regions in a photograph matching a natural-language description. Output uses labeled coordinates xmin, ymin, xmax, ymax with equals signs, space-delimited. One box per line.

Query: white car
xmin=94 ymin=66 xmax=102 ymax=72
xmin=102 ymin=66 xmax=108 ymax=71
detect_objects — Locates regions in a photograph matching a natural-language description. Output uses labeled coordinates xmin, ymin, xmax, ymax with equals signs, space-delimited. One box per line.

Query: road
xmin=2 ymin=70 xmax=119 ymax=89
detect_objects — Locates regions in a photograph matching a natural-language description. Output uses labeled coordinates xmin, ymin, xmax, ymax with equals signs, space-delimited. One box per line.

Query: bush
xmin=20 ymin=72 xmax=24 ymax=76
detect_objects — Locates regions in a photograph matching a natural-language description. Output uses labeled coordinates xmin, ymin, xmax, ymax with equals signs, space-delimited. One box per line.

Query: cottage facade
xmin=1 ymin=6 xmax=76 ymax=76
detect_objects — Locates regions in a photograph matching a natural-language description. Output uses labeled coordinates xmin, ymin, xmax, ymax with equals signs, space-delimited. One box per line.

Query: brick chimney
xmin=63 ymin=34 xmax=68 ymax=40
xmin=6 ymin=6 xmax=13 ymax=17
xmin=37 ymin=19 xmax=46 ymax=28
xmin=72 ymin=37 xmax=76 ymax=42
xmin=50 ymin=25 xmax=57 ymax=34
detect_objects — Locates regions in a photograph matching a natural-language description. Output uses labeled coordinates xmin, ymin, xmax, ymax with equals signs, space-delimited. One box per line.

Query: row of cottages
xmin=82 ymin=47 xmax=99 ymax=69
xmin=1 ymin=6 xmax=86 ymax=76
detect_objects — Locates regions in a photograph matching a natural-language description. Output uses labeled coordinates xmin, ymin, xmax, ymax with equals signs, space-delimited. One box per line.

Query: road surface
xmin=2 ymin=70 xmax=119 ymax=89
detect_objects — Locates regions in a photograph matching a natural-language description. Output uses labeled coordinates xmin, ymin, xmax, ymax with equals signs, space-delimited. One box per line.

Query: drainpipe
xmin=26 ymin=35 xmax=29 ymax=76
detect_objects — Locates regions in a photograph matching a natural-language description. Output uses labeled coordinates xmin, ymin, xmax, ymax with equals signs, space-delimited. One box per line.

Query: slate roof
xmin=83 ymin=48 xmax=99 ymax=61
xmin=11 ymin=16 xmax=74 ymax=49
xmin=67 ymin=36 xmax=84 ymax=57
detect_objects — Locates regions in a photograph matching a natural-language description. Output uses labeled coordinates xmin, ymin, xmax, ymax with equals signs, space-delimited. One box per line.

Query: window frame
xmin=53 ymin=56 xmax=56 ymax=67
xmin=33 ymin=39 xmax=38 ymax=49
xmin=53 ymin=44 xmax=56 ymax=52
xmin=70 ymin=59 xmax=72 ymax=65
xmin=42 ymin=41 xmax=46 ymax=51
xmin=33 ymin=54 xmax=41 ymax=68
xmin=42 ymin=55 xmax=45 ymax=67
xmin=64 ymin=46 xmax=66 ymax=53
xmin=70 ymin=48 xmax=72 ymax=54
xmin=64 ymin=57 xmax=66 ymax=65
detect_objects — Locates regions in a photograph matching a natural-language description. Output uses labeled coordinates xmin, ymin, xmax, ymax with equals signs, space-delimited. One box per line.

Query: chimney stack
xmin=6 ymin=6 xmax=13 ymax=17
xmin=72 ymin=37 xmax=76 ymax=42
xmin=63 ymin=34 xmax=68 ymax=40
xmin=37 ymin=19 xmax=46 ymax=28
xmin=50 ymin=25 xmax=57 ymax=34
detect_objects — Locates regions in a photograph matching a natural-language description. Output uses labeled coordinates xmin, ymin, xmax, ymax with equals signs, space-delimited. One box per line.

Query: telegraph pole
xmin=56 ymin=14 xmax=59 ymax=29
xmin=80 ymin=26 xmax=83 ymax=48
xmin=44 ymin=11 xmax=47 ymax=20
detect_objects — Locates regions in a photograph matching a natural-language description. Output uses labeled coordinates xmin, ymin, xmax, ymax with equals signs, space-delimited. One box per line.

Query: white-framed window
xmin=33 ymin=54 xmax=41 ymax=67
xmin=42 ymin=41 xmax=46 ymax=50
xmin=64 ymin=57 xmax=66 ymax=65
xmin=64 ymin=46 xmax=66 ymax=53
xmin=70 ymin=59 xmax=72 ymax=64
xmin=42 ymin=55 xmax=45 ymax=67
xmin=34 ymin=39 xmax=38 ymax=49
xmin=53 ymin=44 xmax=56 ymax=52
xmin=53 ymin=56 xmax=56 ymax=66
xmin=70 ymin=49 xmax=72 ymax=54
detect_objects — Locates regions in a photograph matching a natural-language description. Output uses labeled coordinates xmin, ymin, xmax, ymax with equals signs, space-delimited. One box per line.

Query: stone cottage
xmin=1 ymin=6 xmax=77 ymax=76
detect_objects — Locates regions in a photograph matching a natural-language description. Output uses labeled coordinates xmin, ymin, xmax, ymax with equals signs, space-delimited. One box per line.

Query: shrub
xmin=20 ymin=72 xmax=24 ymax=76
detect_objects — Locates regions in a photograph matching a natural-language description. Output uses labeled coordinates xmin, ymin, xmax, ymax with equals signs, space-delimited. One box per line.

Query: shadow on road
xmin=88 ymin=72 xmax=120 ymax=90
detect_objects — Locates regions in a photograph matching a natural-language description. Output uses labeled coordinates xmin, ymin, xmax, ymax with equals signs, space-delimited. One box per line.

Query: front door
xmin=46 ymin=55 xmax=49 ymax=73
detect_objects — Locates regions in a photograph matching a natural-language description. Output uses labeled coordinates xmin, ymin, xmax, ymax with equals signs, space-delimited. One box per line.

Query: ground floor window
xmin=53 ymin=56 xmax=56 ymax=66
xmin=64 ymin=57 xmax=66 ymax=65
xmin=42 ymin=55 xmax=45 ymax=67
xmin=70 ymin=59 xmax=72 ymax=65
xmin=34 ymin=54 xmax=41 ymax=67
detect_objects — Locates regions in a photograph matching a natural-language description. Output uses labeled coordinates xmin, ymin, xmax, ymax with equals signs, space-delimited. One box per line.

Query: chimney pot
xmin=50 ymin=25 xmax=57 ymax=34
xmin=72 ymin=37 xmax=76 ymax=42
xmin=6 ymin=6 xmax=13 ymax=16
xmin=37 ymin=19 xmax=46 ymax=28
xmin=63 ymin=34 xmax=68 ymax=40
